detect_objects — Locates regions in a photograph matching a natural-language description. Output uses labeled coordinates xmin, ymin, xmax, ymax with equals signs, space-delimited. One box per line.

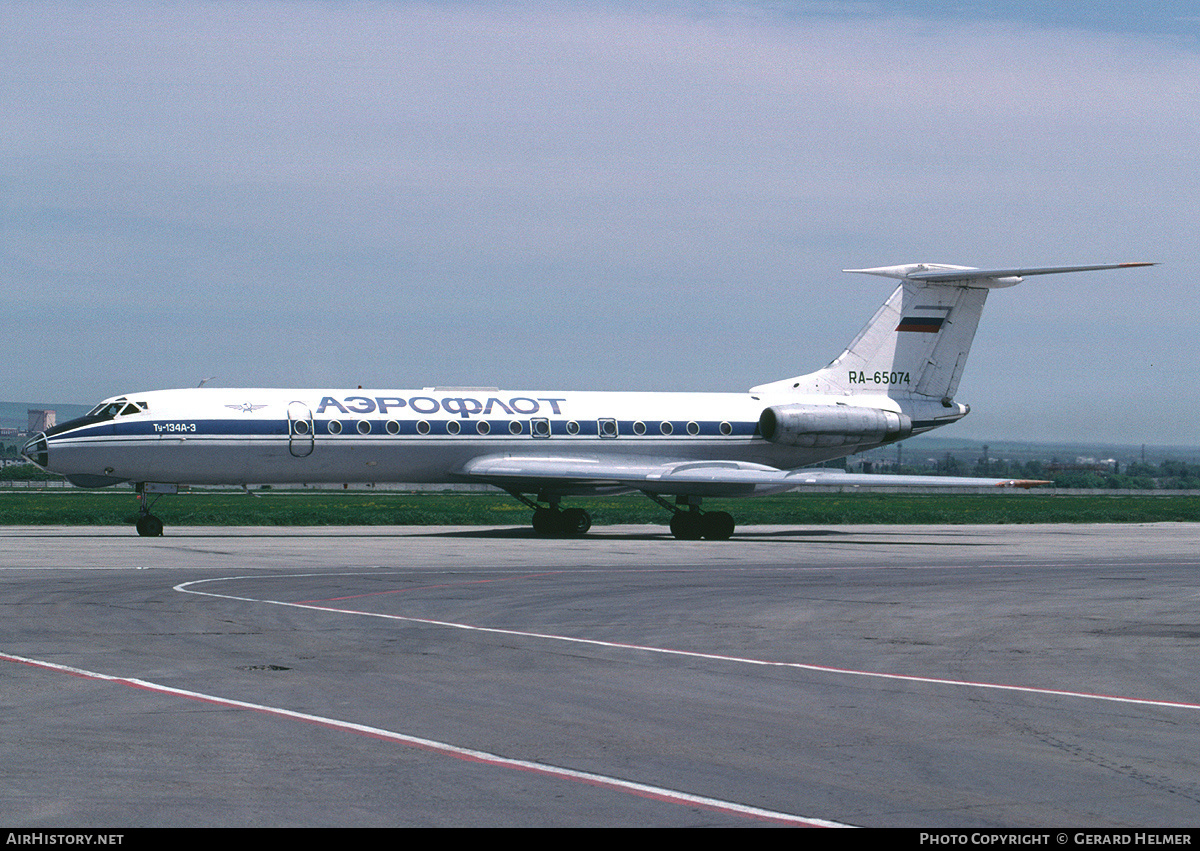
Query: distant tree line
xmin=879 ymin=456 xmax=1200 ymax=489
xmin=0 ymin=463 xmax=60 ymax=481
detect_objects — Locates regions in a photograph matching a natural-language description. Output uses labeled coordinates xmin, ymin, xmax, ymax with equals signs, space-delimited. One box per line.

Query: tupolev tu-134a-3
xmin=22 ymin=262 xmax=1154 ymax=538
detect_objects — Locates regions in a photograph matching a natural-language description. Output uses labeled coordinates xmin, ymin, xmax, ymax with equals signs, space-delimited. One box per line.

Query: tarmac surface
xmin=2 ymin=522 xmax=1200 ymax=827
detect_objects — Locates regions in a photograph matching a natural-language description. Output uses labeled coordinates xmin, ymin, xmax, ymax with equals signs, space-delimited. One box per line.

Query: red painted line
xmin=1 ymin=649 xmax=847 ymax=827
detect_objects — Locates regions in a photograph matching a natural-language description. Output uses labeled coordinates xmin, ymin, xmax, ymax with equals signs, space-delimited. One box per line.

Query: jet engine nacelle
xmin=758 ymin=403 xmax=912 ymax=448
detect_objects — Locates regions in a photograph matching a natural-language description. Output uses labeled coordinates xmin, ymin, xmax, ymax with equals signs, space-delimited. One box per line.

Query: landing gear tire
xmin=136 ymin=515 xmax=164 ymax=537
xmin=701 ymin=510 xmax=735 ymax=541
xmin=669 ymin=510 xmax=735 ymax=541
xmin=532 ymin=507 xmax=560 ymax=535
xmin=669 ymin=511 xmax=705 ymax=541
xmin=532 ymin=507 xmax=592 ymax=536
xmin=561 ymin=507 xmax=592 ymax=535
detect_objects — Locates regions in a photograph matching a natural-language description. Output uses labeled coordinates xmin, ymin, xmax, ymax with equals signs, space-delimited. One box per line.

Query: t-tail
xmin=751 ymin=263 xmax=1155 ymax=408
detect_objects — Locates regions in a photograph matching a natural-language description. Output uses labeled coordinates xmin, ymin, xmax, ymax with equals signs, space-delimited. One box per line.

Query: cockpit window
xmin=44 ymin=397 xmax=145 ymax=439
xmin=85 ymin=398 xmax=143 ymax=420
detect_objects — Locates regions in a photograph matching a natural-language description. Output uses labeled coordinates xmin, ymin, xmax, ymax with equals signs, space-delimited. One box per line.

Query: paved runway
xmin=2 ymin=523 xmax=1199 ymax=827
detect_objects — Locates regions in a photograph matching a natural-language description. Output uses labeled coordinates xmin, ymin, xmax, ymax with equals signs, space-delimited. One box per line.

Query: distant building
xmin=27 ymin=409 xmax=56 ymax=433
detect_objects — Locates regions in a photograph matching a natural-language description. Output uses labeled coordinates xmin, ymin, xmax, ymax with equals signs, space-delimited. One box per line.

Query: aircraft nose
xmin=21 ymin=433 xmax=48 ymax=468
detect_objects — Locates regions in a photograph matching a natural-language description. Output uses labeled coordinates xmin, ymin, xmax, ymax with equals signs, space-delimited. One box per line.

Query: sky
xmin=2 ymin=1 xmax=1197 ymax=444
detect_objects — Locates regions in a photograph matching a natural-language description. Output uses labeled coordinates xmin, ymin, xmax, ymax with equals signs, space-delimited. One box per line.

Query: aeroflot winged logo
xmin=226 ymin=403 xmax=268 ymax=413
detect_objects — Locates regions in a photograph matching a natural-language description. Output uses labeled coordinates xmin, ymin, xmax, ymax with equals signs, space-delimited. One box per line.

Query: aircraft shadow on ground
xmin=0 ymin=527 xmax=988 ymax=545
xmin=423 ymin=527 xmax=987 ymax=545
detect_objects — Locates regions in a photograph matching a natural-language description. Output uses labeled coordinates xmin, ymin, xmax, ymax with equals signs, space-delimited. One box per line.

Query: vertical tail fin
xmin=751 ymin=263 xmax=1154 ymax=401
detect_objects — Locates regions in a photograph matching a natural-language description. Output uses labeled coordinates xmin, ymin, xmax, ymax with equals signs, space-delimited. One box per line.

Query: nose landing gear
xmin=135 ymin=513 xmax=164 ymax=537
xmin=134 ymin=482 xmax=176 ymax=537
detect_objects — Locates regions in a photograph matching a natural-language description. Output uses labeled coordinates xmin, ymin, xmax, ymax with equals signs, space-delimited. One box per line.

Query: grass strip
xmin=2 ymin=490 xmax=1198 ymax=527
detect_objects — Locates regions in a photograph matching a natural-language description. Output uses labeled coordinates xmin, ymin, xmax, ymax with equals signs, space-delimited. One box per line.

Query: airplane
xmin=21 ymin=261 xmax=1154 ymax=538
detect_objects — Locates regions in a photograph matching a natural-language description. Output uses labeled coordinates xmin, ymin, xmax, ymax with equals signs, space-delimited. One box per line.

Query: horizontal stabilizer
xmin=844 ymin=262 xmax=1156 ymax=287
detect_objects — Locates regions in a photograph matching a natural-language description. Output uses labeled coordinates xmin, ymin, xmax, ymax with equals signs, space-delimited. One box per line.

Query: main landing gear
xmin=134 ymin=482 xmax=176 ymax=537
xmin=645 ymin=493 xmax=735 ymax=541
xmin=510 ymin=490 xmax=736 ymax=541
xmin=668 ymin=508 xmax=735 ymax=541
xmin=509 ymin=491 xmax=593 ymax=536
xmin=533 ymin=506 xmax=592 ymax=535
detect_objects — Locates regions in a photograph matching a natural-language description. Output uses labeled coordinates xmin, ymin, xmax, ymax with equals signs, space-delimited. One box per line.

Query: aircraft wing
xmin=456 ymin=455 xmax=1049 ymax=498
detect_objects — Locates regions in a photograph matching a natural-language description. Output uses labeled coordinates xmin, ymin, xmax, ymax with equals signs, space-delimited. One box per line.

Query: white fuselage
xmin=31 ymin=386 xmax=957 ymax=489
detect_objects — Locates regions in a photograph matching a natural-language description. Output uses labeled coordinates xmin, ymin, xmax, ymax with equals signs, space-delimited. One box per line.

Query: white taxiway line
xmin=177 ymin=574 xmax=1200 ymax=714
xmin=0 ymin=649 xmax=849 ymax=827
